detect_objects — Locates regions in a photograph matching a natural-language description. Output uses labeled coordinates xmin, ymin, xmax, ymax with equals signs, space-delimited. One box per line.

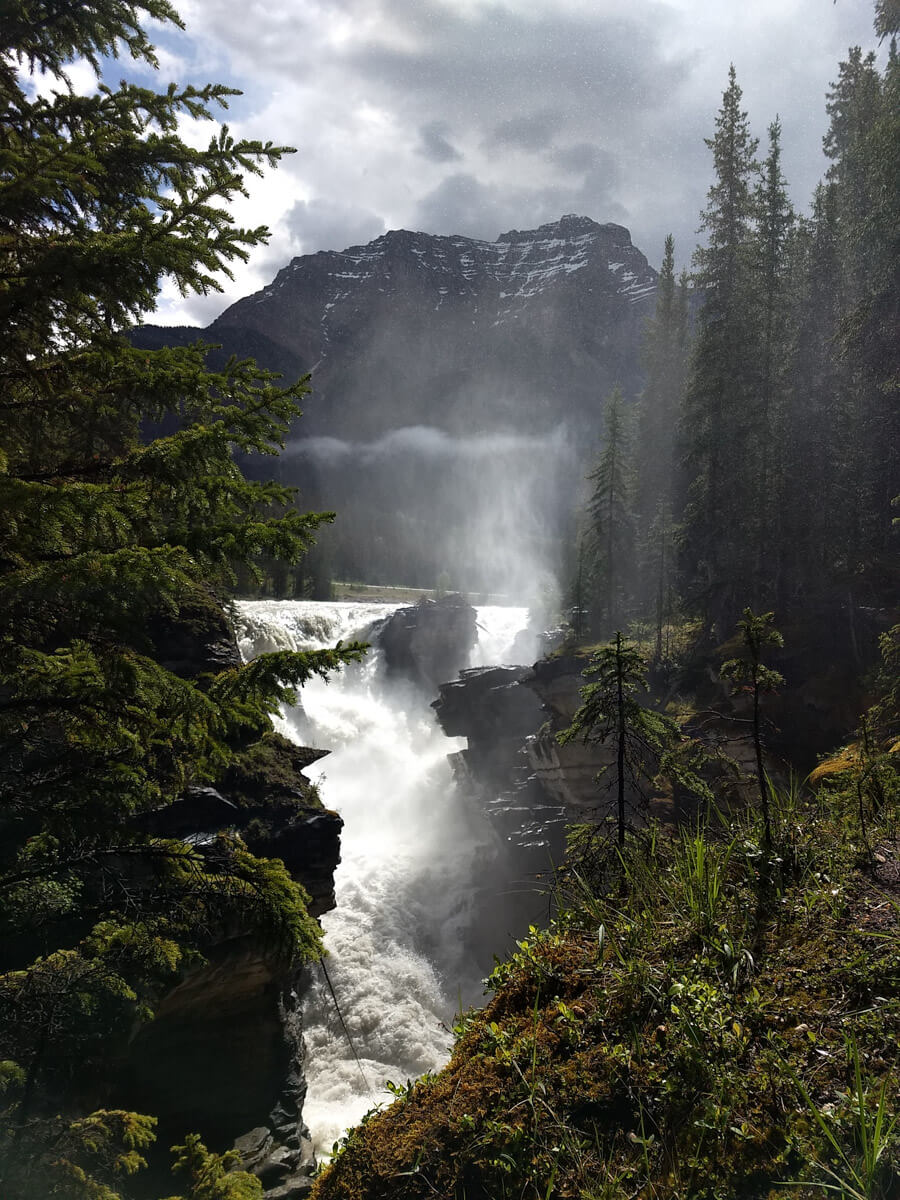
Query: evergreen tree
xmin=779 ymin=185 xmax=853 ymax=615
xmin=0 ymin=2 xmax=364 ymax=1192
xmin=560 ymin=632 xmax=710 ymax=847
xmin=635 ymin=235 xmax=689 ymax=533
xmin=585 ymin=387 xmax=634 ymax=635
xmin=749 ymin=118 xmax=795 ymax=602
xmin=680 ymin=66 xmax=760 ymax=633
xmin=635 ymin=238 xmax=690 ymax=625
xmin=721 ymin=609 xmax=785 ymax=849
xmin=822 ymin=43 xmax=899 ymax=602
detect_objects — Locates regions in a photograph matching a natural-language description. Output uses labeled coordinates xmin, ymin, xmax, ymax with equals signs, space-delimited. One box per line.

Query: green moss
xmin=311 ymin=780 xmax=899 ymax=1200
xmin=222 ymin=731 xmax=323 ymax=810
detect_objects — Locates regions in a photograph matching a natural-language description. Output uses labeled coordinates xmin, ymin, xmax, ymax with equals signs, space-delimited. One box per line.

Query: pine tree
xmin=680 ymin=66 xmax=760 ymax=634
xmin=636 ymin=236 xmax=689 ymax=530
xmin=560 ymin=632 xmax=710 ymax=847
xmin=0 ymin=3 xmax=364 ymax=1192
xmin=585 ymin=387 xmax=634 ymax=635
xmin=779 ymin=185 xmax=853 ymax=615
xmin=749 ymin=118 xmax=795 ymax=603
xmin=822 ymin=43 xmax=899 ymax=603
xmin=635 ymin=238 xmax=690 ymax=625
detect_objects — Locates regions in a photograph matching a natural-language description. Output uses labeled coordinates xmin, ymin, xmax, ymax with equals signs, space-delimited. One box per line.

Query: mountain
xmin=135 ymin=216 xmax=658 ymax=592
xmin=138 ymin=215 xmax=657 ymax=441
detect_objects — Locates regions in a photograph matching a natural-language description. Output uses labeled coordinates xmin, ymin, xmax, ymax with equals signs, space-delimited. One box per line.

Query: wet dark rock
xmin=245 ymin=807 xmax=343 ymax=919
xmin=147 ymin=590 xmax=241 ymax=679
xmin=377 ymin=594 xmax=477 ymax=692
xmin=234 ymin=1126 xmax=273 ymax=1165
xmin=433 ymin=665 xmax=542 ymax=779
xmin=131 ymin=739 xmax=342 ymax=919
xmin=121 ymin=947 xmax=292 ymax=1150
xmin=132 ymin=785 xmax=239 ymax=839
xmin=433 ymin=664 xmax=565 ymax=857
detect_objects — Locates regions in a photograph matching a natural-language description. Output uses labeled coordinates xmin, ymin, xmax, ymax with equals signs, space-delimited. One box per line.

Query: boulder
xmin=377 ymin=594 xmax=477 ymax=692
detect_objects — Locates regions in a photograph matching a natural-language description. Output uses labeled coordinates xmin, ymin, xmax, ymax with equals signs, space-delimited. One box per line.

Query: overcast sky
xmin=124 ymin=0 xmax=882 ymax=325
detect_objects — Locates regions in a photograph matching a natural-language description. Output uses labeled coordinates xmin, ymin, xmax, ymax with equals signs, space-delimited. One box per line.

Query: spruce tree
xmin=822 ymin=43 xmax=899 ymax=603
xmin=560 ymin=632 xmax=710 ymax=847
xmin=680 ymin=66 xmax=760 ymax=634
xmin=779 ymin=185 xmax=852 ymax=615
xmin=0 ymin=3 xmax=364 ymax=1193
xmin=635 ymin=237 xmax=689 ymax=627
xmin=585 ymin=387 xmax=634 ymax=635
xmin=635 ymin=235 xmax=689 ymax=533
xmin=749 ymin=117 xmax=795 ymax=602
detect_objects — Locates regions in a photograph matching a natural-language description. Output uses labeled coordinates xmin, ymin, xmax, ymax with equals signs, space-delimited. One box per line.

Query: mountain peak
xmin=497 ymin=214 xmax=632 ymax=244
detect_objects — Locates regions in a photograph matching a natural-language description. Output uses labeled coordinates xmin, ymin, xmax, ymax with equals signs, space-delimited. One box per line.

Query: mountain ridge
xmin=138 ymin=214 xmax=657 ymax=441
xmin=134 ymin=215 xmax=659 ymax=587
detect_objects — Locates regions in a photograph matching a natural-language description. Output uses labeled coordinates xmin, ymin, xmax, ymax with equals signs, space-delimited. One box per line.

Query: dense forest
xmin=0 ymin=1 xmax=897 ymax=1199
xmin=573 ymin=51 xmax=897 ymax=655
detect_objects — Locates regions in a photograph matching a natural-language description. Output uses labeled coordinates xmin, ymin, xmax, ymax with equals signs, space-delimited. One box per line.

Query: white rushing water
xmin=233 ymin=599 xmax=531 ymax=1155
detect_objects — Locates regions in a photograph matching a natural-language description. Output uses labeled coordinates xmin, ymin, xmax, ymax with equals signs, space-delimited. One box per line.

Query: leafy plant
xmin=721 ymin=608 xmax=785 ymax=848
xmin=782 ymin=1037 xmax=899 ymax=1199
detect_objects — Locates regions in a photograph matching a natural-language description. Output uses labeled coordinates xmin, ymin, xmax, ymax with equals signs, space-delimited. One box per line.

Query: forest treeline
xmin=575 ymin=47 xmax=898 ymax=657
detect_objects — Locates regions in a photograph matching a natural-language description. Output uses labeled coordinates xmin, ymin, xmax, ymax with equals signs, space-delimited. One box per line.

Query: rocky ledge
xmin=118 ymin=599 xmax=342 ymax=1197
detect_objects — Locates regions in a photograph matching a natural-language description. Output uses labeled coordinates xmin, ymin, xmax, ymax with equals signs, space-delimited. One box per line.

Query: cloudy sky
xmin=121 ymin=0 xmax=882 ymax=325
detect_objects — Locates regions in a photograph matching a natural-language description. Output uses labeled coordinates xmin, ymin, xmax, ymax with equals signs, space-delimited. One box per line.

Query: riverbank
xmin=311 ymin=780 xmax=900 ymax=1200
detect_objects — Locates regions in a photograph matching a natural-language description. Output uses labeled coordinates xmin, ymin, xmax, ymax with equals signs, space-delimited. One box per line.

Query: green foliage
xmin=311 ymin=775 xmax=900 ymax=1200
xmin=0 ymin=2 xmax=362 ymax=1193
xmin=0 ymin=1108 xmax=157 ymax=1199
xmin=634 ymin=237 xmax=689 ymax=637
xmin=582 ymin=387 xmax=635 ymax=636
xmin=720 ymin=608 xmax=785 ymax=695
xmin=671 ymin=29 xmax=897 ymax=640
xmin=161 ymin=1134 xmax=263 ymax=1200
xmin=784 ymin=1036 xmax=899 ymax=1200
xmin=721 ymin=608 xmax=785 ymax=847
xmin=680 ymin=66 xmax=765 ymax=631
xmin=560 ymin=632 xmax=711 ymax=847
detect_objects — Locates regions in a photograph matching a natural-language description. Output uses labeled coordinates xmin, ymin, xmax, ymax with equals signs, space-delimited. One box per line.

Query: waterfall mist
xmin=281 ymin=424 xmax=577 ymax=600
xmin=235 ymin=600 xmax=545 ymax=1154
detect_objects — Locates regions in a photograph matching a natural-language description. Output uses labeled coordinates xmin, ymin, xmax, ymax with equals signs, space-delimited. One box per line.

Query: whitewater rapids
xmin=234 ymin=600 xmax=536 ymax=1154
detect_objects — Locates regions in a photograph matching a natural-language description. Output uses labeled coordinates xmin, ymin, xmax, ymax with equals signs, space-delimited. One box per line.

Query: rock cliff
xmin=117 ymin=604 xmax=341 ymax=1198
xmin=136 ymin=215 xmax=656 ymax=442
xmin=376 ymin=594 xmax=478 ymax=693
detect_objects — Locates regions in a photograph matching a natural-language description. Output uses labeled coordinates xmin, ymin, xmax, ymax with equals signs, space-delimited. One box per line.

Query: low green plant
xmin=782 ymin=1036 xmax=898 ymax=1199
xmin=670 ymin=825 xmax=735 ymax=941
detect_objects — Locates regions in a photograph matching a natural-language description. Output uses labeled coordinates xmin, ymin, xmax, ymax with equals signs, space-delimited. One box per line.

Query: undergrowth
xmin=310 ymin=772 xmax=899 ymax=1200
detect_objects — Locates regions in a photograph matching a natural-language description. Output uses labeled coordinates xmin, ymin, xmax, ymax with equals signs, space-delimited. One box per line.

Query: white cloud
xmin=125 ymin=0 xmax=883 ymax=324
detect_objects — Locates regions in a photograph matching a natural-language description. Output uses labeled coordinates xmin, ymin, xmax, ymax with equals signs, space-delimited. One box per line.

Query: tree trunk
xmin=616 ymin=631 xmax=626 ymax=846
xmin=753 ymin=678 xmax=772 ymax=848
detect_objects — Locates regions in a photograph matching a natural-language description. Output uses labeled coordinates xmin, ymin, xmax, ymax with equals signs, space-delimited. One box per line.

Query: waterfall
xmin=233 ymin=599 xmax=536 ymax=1155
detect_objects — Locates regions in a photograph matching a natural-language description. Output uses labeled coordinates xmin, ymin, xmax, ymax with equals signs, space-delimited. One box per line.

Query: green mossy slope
xmin=312 ymin=789 xmax=899 ymax=1200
